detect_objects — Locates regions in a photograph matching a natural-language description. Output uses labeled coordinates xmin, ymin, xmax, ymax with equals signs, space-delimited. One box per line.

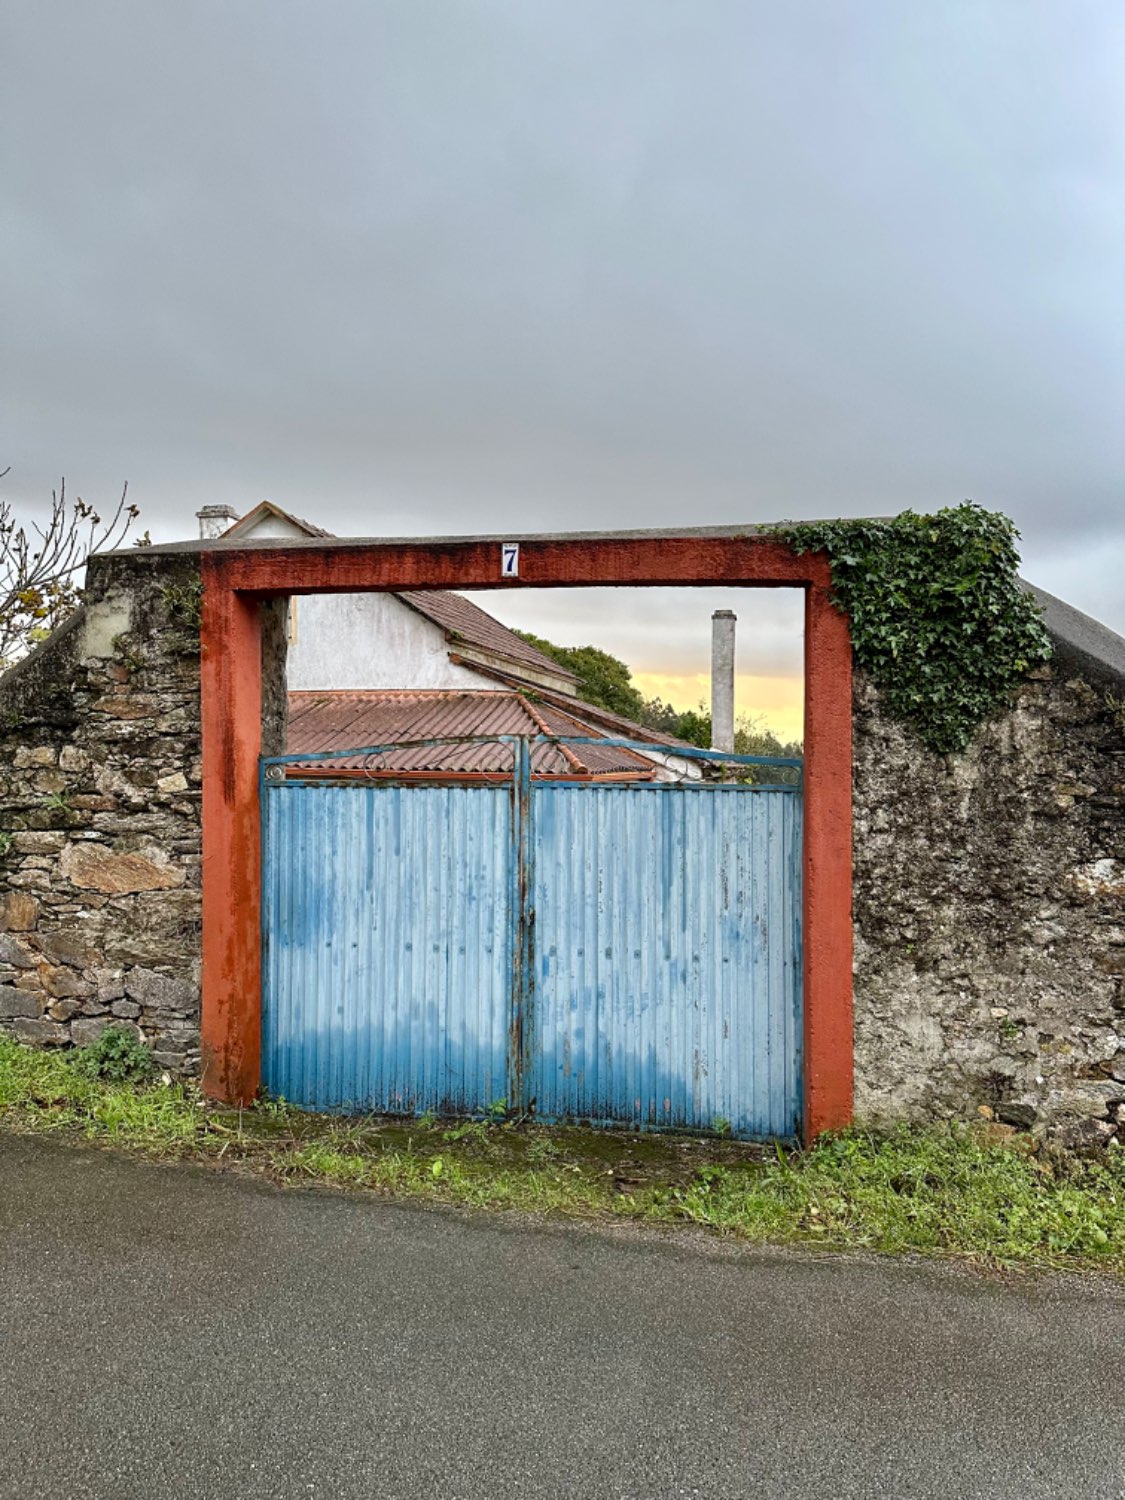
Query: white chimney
xmin=196 ymin=505 xmax=240 ymax=540
xmin=710 ymin=609 xmax=736 ymax=753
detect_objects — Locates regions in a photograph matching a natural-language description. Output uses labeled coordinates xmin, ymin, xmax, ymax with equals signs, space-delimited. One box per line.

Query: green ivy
xmin=775 ymin=504 xmax=1052 ymax=754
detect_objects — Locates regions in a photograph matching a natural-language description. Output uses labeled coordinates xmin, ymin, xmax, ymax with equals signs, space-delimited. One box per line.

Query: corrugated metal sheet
xmin=262 ymin=763 xmax=803 ymax=1138
xmin=286 ymin=691 xmax=660 ymax=777
xmin=262 ymin=782 xmax=514 ymax=1113
xmin=529 ymin=784 xmax=802 ymax=1137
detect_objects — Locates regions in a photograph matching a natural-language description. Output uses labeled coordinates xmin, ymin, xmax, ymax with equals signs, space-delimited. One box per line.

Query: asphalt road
xmin=1 ymin=1133 xmax=1123 ymax=1500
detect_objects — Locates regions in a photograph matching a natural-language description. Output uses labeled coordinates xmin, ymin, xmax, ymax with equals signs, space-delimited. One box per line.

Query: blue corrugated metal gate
xmin=261 ymin=736 xmax=802 ymax=1138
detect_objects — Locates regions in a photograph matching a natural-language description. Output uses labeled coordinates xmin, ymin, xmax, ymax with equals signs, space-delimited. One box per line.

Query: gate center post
xmin=509 ymin=735 xmax=536 ymax=1116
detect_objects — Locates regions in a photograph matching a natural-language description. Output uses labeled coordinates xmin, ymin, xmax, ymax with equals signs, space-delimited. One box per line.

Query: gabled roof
xmin=286 ymin=690 xmax=660 ymax=779
xmin=224 ymin=501 xmax=333 ymax=538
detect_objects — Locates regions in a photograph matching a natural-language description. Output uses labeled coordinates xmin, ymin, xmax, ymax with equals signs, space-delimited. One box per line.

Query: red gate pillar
xmin=802 ymin=582 xmax=853 ymax=1135
xmin=200 ymin=571 xmax=264 ymax=1104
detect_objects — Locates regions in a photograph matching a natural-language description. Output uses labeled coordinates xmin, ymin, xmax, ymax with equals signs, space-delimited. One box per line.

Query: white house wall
xmin=287 ymin=593 xmax=486 ymax=692
xmin=230 ymin=510 xmax=488 ymax=692
xmin=236 ymin=513 xmax=312 ymax=539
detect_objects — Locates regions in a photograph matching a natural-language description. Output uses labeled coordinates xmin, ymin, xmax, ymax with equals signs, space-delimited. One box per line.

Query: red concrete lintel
xmin=199 ymin=532 xmax=853 ymax=1138
xmin=212 ymin=534 xmax=825 ymax=594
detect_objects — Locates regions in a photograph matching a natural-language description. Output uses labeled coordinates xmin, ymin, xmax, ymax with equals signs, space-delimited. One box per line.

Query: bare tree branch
xmin=0 ymin=477 xmax=140 ymax=668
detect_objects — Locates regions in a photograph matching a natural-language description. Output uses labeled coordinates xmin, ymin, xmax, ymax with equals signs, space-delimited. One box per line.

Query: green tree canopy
xmin=515 ymin=632 xmax=647 ymax=719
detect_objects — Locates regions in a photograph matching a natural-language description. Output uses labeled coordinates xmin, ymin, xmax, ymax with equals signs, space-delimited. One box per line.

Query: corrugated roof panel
xmin=285 ymin=690 xmax=660 ymax=777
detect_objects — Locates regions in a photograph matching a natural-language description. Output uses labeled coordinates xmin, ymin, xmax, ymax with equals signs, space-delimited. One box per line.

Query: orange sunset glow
xmin=632 ymin=672 xmax=804 ymax=743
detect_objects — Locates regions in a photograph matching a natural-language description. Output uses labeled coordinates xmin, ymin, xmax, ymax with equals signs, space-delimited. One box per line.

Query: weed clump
xmin=72 ymin=1027 xmax=156 ymax=1085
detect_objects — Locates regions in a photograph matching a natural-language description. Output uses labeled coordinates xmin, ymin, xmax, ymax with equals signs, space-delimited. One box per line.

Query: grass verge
xmin=2 ymin=1035 xmax=1124 ymax=1273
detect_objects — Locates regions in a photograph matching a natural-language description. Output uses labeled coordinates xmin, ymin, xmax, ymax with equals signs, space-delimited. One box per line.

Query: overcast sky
xmin=2 ymin=1 xmax=1121 ymax=731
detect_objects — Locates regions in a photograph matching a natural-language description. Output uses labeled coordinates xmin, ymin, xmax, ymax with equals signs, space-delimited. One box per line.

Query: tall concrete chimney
xmin=196 ymin=505 xmax=240 ymax=540
xmin=710 ymin=609 xmax=736 ymax=753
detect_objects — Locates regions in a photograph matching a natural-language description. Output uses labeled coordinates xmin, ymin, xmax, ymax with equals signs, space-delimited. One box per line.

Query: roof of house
xmin=223 ymin=504 xmax=574 ymax=686
xmin=449 ymin=657 xmax=705 ymax=753
xmin=225 ymin=500 xmax=333 ymax=538
xmin=286 ymin=690 xmax=662 ymax=779
xmin=396 ymin=591 xmax=576 ymax=683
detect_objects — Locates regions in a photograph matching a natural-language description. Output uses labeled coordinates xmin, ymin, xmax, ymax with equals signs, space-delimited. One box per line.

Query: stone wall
xmin=3 ymin=539 xmax=1122 ymax=1141
xmin=853 ymin=665 xmax=1125 ymax=1144
xmin=0 ymin=550 xmax=205 ymax=1069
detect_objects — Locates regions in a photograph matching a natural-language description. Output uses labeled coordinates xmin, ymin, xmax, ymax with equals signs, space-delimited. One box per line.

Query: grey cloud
xmin=1 ymin=0 xmax=1121 ymax=645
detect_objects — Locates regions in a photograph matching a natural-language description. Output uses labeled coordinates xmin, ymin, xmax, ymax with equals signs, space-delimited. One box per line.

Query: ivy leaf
xmin=770 ymin=503 xmax=1052 ymax=754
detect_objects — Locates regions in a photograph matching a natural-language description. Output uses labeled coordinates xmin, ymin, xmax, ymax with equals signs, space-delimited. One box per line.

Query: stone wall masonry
xmin=2 ymin=535 xmax=1121 ymax=1143
xmin=0 ymin=550 xmax=205 ymax=1070
xmin=853 ymin=665 xmax=1125 ymax=1145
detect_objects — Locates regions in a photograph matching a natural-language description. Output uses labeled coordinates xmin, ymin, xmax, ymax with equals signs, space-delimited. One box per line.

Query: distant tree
xmin=0 ymin=475 xmax=139 ymax=669
xmin=633 ymin=696 xmax=678 ymax=737
xmin=632 ymin=696 xmax=711 ymax=746
xmin=516 ymin=632 xmax=648 ymax=719
xmin=734 ymin=716 xmax=802 ymax=762
xmin=641 ymin=704 xmax=803 ymax=757
xmin=733 ymin=715 xmax=803 ymax=785
xmin=670 ymin=707 xmax=713 ymax=747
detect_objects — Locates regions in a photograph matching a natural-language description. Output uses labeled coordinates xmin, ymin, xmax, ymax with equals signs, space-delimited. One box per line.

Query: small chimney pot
xmin=196 ymin=505 xmax=240 ymax=540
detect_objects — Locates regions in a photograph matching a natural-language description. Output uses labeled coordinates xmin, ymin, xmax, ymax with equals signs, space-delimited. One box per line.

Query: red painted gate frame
xmin=199 ymin=532 xmax=853 ymax=1139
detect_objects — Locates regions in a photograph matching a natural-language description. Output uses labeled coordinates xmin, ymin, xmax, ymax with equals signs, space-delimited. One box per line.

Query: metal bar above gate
xmin=261 ymin=733 xmax=803 ymax=774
